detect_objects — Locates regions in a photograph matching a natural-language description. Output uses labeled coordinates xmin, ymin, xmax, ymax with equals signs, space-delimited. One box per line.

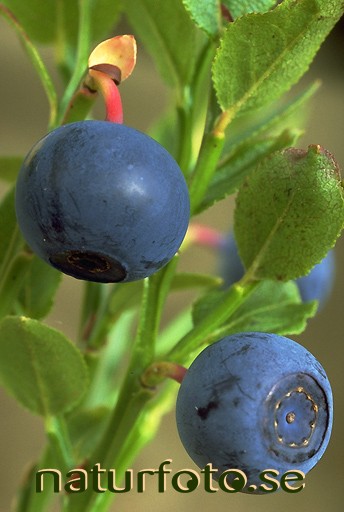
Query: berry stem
xmin=141 ymin=361 xmax=187 ymax=387
xmin=88 ymin=69 xmax=123 ymax=123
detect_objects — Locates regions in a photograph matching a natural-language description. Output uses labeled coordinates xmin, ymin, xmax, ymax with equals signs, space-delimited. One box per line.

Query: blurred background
xmin=0 ymin=11 xmax=343 ymax=512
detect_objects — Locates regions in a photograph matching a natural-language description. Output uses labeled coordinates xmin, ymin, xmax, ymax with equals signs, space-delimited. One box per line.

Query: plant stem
xmin=188 ymin=128 xmax=225 ymax=214
xmin=45 ymin=415 xmax=76 ymax=472
xmin=87 ymin=70 xmax=124 ymax=123
xmin=57 ymin=0 xmax=93 ymax=125
xmin=64 ymin=262 xmax=178 ymax=511
xmin=84 ymin=381 xmax=178 ymax=512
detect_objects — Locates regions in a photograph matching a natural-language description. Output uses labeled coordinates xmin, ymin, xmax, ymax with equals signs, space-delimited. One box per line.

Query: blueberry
xmin=15 ymin=121 xmax=190 ymax=282
xmin=296 ymin=250 xmax=335 ymax=307
xmin=176 ymin=332 xmax=333 ymax=493
xmin=219 ymin=232 xmax=335 ymax=308
xmin=218 ymin=232 xmax=245 ymax=288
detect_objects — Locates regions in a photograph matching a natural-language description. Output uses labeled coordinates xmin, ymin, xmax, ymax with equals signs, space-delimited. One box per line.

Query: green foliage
xmin=213 ymin=0 xmax=343 ymax=118
xmin=223 ymin=0 xmax=278 ymax=18
xmin=0 ymin=316 xmax=88 ymax=416
xmin=234 ymin=146 xmax=344 ymax=280
xmin=182 ymin=0 xmax=221 ymax=36
xmin=0 ymin=187 xmax=22 ymax=270
xmin=1 ymin=0 xmax=57 ymax=43
xmin=1 ymin=0 xmax=121 ymax=45
xmin=193 ymin=280 xmax=317 ymax=336
xmin=124 ymin=0 xmax=203 ymax=90
xmin=16 ymin=256 xmax=62 ymax=319
xmin=197 ymin=128 xmax=300 ymax=213
xmin=0 ymin=1 xmax=343 ymax=510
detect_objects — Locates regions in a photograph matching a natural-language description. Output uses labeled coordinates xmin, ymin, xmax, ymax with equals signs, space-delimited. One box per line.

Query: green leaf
xmin=0 ymin=156 xmax=23 ymax=183
xmin=1 ymin=0 xmax=57 ymax=43
xmin=16 ymin=256 xmax=62 ymax=319
xmin=0 ymin=186 xmax=23 ymax=270
xmin=223 ymin=0 xmax=277 ymax=18
xmin=182 ymin=0 xmax=221 ymax=36
xmin=0 ymin=187 xmax=30 ymax=319
xmin=88 ymin=0 xmax=122 ymax=44
xmin=0 ymin=251 xmax=33 ymax=319
xmin=225 ymin=80 xmax=320 ymax=150
xmin=193 ymin=280 xmax=317 ymax=336
xmin=2 ymin=0 xmax=121 ymax=44
xmin=0 ymin=316 xmax=89 ymax=416
xmin=60 ymin=0 xmax=122 ymax=57
xmin=198 ymin=128 xmax=300 ymax=213
xmin=213 ymin=0 xmax=344 ymax=117
xmin=125 ymin=0 xmax=201 ymax=89
xmin=234 ymin=145 xmax=344 ymax=281
xmin=195 ymin=81 xmax=320 ymax=213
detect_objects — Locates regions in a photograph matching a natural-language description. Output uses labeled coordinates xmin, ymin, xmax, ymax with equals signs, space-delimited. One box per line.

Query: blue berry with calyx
xmin=15 ymin=120 xmax=190 ymax=282
xmin=176 ymin=332 xmax=333 ymax=493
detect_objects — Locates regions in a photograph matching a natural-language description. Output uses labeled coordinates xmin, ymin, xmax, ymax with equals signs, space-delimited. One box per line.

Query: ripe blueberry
xmin=296 ymin=250 xmax=335 ymax=307
xmin=15 ymin=121 xmax=190 ymax=282
xmin=219 ymin=232 xmax=335 ymax=308
xmin=176 ymin=332 xmax=333 ymax=493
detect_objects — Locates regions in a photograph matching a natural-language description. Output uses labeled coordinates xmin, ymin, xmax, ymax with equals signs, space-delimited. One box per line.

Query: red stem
xmin=88 ymin=69 xmax=123 ymax=123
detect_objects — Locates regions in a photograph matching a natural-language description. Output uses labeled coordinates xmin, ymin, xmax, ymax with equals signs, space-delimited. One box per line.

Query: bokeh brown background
xmin=0 ymin=13 xmax=343 ymax=512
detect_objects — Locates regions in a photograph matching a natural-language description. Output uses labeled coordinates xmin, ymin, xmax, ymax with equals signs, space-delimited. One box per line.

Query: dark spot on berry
xmin=197 ymin=400 xmax=219 ymax=420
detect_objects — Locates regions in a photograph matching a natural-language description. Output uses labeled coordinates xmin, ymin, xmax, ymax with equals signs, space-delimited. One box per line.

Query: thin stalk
xmin=188 ymin=128 xmax=225 ymax=214
xmin=57 ymin=0 xmax=93 ymax=125
xmin=45 ymin=415 xmax=76 ymax=472
xmin=84 ymin=381 xmax=177 ymax=512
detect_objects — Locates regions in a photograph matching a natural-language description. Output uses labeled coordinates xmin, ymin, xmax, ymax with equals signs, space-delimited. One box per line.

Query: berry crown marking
xmin=262 ymin=373 xmax=331 ymax=464
xmin=274 ymin=386 xmax=318 ymax=448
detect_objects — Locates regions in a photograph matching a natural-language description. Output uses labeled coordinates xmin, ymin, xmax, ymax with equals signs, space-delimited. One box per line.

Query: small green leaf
xmin=17 ymin=256 xmax=62 ymax=319
xmin=0 ymin=156 xmax=23 ymax=183
xmin=213 ymin=0 xmax=344 ymax=117
xmin=125 ymin=0 xmax=201 ymax=89
xmin=234 ymin=145 xmax=344 ymax=281
xmin=0 ymin=251 xmax=32 ymax=319
xmin=193 ymin=280 xmax=317 ymax=336
xmin=0 ymin=186 xmax=23 ymax=269
xmin=0 ymin=316 xmax=88 ymax=416
xmin=223 ymin=0 xmax=277 ymax=18
xmin=182 ymin=0 xmax=221 ymax=36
